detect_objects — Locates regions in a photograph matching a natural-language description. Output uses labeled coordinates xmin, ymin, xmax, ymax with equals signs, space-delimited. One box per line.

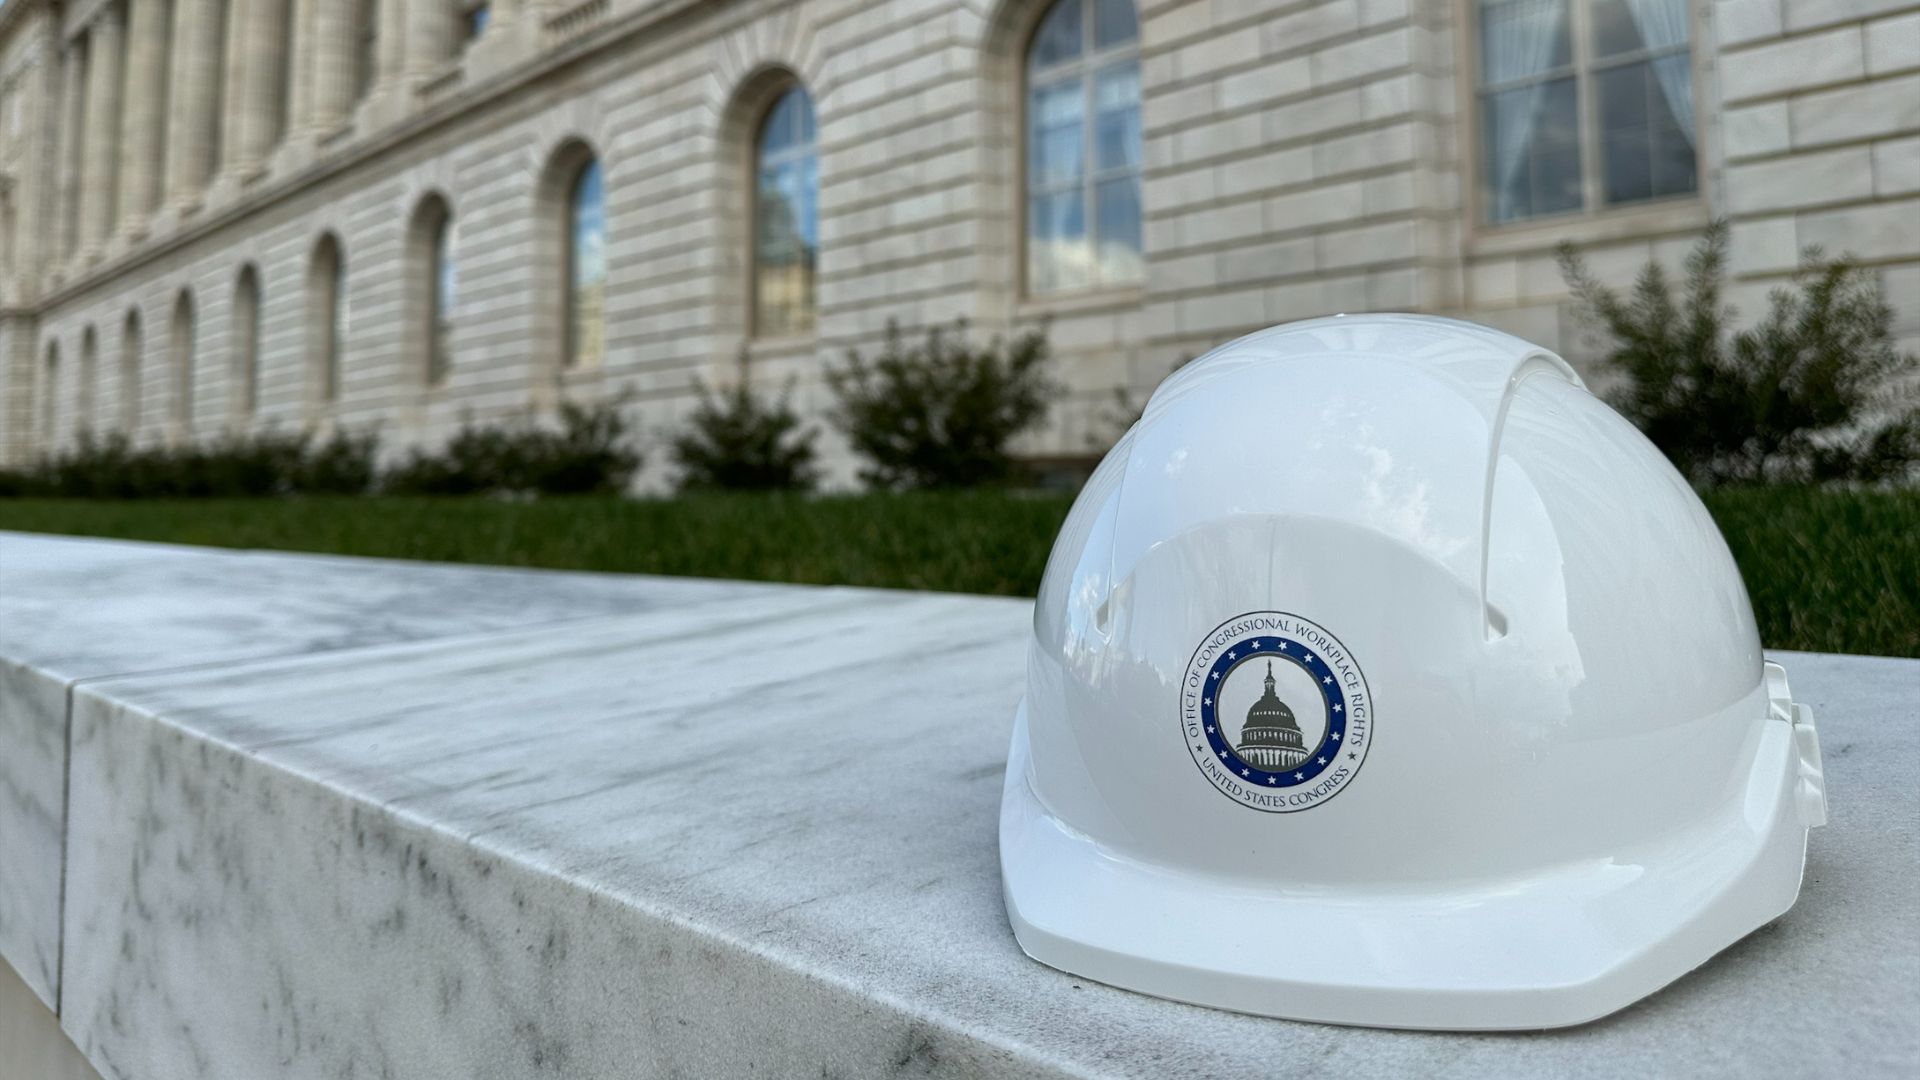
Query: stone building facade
xmin=0 ymin=0 xmax=1914 ymax=485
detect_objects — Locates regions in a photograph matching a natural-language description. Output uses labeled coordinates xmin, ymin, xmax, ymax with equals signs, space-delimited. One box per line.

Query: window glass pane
xmin=1478 ymin=0 xmax=1570 ymax=85
xmin=238 ymin=277 xmax=259 ymax=415
xmin=1094 ymin=175 xmax=1142 ymax=284
xmin=1093 ymin=0 xmax=1138 ymax=50
xmin=1028 ymin=78 xmax=1083 ymax=188
xmin=1590 ymin=0 xmax=1642 ymax=56
xmin=760 ymin=90 xmax=797 ymax=156
xmin=356 ymin=0 xmax=378 ymax=100
xmin=1028 ymin=0 xmax=1082 ymax=72
xmin=435 ymin=221 xmax=456 ymax=322
xmin=1599 ymin=61 xmax=1643 ymax=204
xmin=1647 ymin=53 xmax=1697 ymax=197
xmin=755 ymin=91 xmax=817 ymax=336
xmin=1480 ymin=76 xmax=1580 ymax=221
xmin=568 ymin=160 xmax=605 ymax=367
xmin=1092 ymin=62 xmax=1140 ymax=173
xmin=175 ymin=303 xmax=195 ymax=426
xmin=432 ymin=218 xmax=455 ymax=383
xmin=328 ymin=254 xmax=345 ymax=400
xmin=1026 ymin=0 xmax=1139 ymax=296
xmin=121 ymin=321 xmax=141 ymax=432
xmin=1028 ymin=188 xmax=1088 ymax=294
xmin=42 ymin=350 xmax=57 ymax=442
xmin=1592 ymin=0 xmax=1688 ymax=58
xmin=1599 ymin=59 xmax=1696 ymax=206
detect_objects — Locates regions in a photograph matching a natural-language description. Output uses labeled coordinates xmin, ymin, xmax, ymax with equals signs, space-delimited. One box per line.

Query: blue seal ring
xmin=1180 ymin=610 xmax=1373 ymax=814
xmin=1198 ymin=636 xmax=1348 ymax=788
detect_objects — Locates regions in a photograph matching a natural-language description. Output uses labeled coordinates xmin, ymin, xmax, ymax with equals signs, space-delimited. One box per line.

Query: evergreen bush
xmin=381 ymin=399 xmax=641 ymax=496
xmin=825 ymin=319 xmax=1057 ymax=489
xmin=0 ymin=430 xmax=378 ymax=498
xmin=1559 ymin=220 xmax=1919 ymax=485
xmin=670 ymin=379 xmax=819 ymax=492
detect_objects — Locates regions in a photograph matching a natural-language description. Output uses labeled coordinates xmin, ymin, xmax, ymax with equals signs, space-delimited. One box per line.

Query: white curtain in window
xmin=1621 ymin=0 xmax=1694 ymax=142
xmin=1484 ymin=0 xmax=1567 ymax=222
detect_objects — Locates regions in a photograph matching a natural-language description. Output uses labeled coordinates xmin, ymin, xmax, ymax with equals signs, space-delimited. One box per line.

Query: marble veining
xmin=0 ymin=531 xmax=759 ymax=1012
xmin=0 ymin=659 xmax=69 ymax=1006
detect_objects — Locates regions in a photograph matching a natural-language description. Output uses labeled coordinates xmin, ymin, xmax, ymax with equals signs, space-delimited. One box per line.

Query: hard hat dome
xmin=1000 ymin=314 xmax=1826 ymax=1030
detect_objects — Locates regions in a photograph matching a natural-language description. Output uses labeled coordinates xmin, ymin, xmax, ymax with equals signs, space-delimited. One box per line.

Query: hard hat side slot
xmin=1478 ymin=351 xmax=1580 ymax=642
xmin=1484 ymin=603 xmax=1509 ymax=639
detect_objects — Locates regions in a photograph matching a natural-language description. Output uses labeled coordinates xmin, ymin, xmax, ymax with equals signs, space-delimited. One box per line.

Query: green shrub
xmin=190 ymin=432 xmax=311 ymax=497
xmin=0 ymin=461 xmax=52 ymax=497
xmin=0 ymin=430 xmax=379 ymax=499
xmin=670 ymin=379 xmax=819 ymax=492
xmin=825 ymin=319 xmax=1057 ymax=489
xmin=537 ymin=399 xmax=644 ymax=494
xmin=382 ymin=399 xmax=641 ymax=496
xmin=1559 ymin=220 xmax=1919 ymax=486
xmin=290 ymin=429 xmax=381 ymax=495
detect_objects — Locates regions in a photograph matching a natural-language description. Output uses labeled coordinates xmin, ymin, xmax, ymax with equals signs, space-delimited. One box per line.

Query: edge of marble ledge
xmin=0 ymin=528 xmax=798 ymax=593
xmin=0 ymin=528 xmax=1041 ymax=606
xmin=59 ymin=645 xmax=1062 ymax=1076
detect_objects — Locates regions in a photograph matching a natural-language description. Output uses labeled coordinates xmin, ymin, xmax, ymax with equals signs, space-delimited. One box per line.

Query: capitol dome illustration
xmin=1235 ymin=662 xmax=1309 ymax=770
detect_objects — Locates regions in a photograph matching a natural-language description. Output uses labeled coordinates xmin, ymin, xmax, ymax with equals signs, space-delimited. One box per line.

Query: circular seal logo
xmin=1180 ymin=611 xmax=1373 ymax=813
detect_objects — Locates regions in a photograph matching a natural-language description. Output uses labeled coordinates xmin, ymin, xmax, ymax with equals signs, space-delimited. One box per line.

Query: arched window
xmin=78 ymin=327 xmax=98 ymax=436
xmin=40 ymin=342 xmax=59 ymax=450
xmin=410 ymin=194 xmax=455 ymax=386
xmin=121 ymin=310 xmax=144 ymax=434
xmin=753 ymin=85 xmax=818 ymax=336
xmin=309 ymin=235 xmax=345 ymax=404
xmin=233 ymin=266 xmax=262 ymax=419
xmin=1024 ymin=0 xmax=1142 ymax=295
xmin=170 ymin=291 xmax=196 ymax=436
xmin=564 ymin=155 xmax=606 ymax=368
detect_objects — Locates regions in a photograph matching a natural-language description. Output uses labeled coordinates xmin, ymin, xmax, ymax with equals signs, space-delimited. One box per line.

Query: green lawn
xmin=1 ymin=488 xmax=1914 ymax=658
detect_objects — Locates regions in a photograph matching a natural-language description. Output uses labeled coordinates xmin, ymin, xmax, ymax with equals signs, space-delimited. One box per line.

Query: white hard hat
xmin=999 ymin=313 xmax=1828 ymax=1030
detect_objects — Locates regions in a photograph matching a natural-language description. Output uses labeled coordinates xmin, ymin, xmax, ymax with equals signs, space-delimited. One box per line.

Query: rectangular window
xmin=355 ymin=0 xmax=379 ymax=101
xmin=1476 ymin=0 xmax=1695 ymax=225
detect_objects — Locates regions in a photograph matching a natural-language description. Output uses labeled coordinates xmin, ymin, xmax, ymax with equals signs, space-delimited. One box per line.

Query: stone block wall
xmin=1 ymin=0 xmax=1915 ymax=483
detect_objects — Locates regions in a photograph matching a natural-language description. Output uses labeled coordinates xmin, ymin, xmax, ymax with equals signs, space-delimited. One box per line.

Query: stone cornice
xmin=29 ymin=0 xmax=714 ymax=314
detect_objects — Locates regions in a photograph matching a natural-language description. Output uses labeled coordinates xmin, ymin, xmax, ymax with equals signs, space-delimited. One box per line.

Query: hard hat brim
xmin=998 ymin=701 xmax=1813 ymax=1031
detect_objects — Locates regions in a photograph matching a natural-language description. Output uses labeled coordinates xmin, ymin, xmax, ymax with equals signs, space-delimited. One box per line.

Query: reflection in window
xmin=566 ymin=158 xmax=606 ymax=368
xmin=754 ymin=86 xmax=818 ymax=336
xmin=1478 ymin=0 xmax=1695 ymax=224
xmin=1025 ymin=0 xmax=1142 ymax=295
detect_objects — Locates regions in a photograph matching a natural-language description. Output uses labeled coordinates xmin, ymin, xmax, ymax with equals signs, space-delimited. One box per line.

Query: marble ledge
xmin=0 ymin=531 xmax=762 ymax=1012
xmin=2 ymin=534 xmax=1916 ymax=1078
